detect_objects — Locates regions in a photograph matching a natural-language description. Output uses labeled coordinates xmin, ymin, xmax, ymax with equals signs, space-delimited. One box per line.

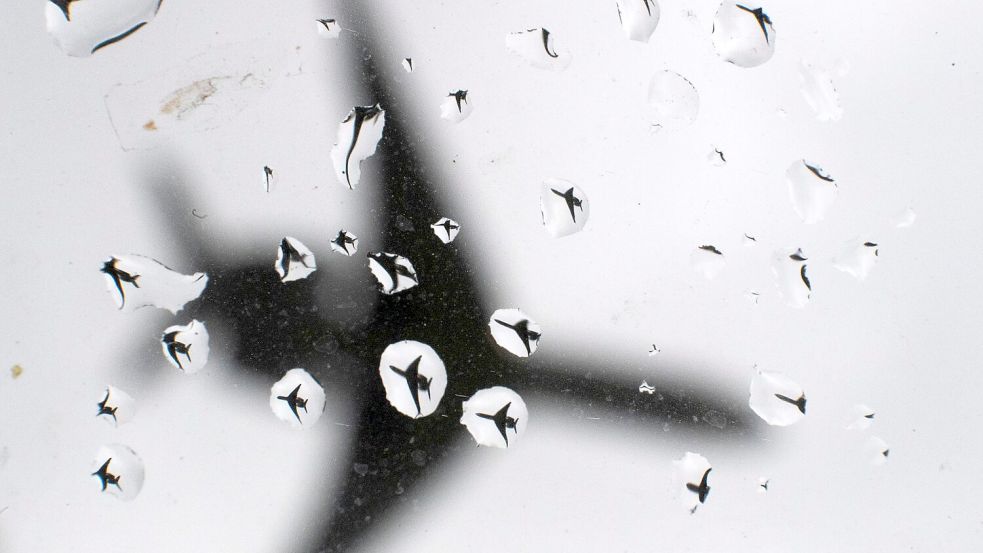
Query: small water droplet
xmin=505 ymin=28 xmax=571 ymax=69
xmin=431 ymin=217 xmax=461 ymax=244
xmin=865 ymin=436 xmax=890 ymax=465
xmin=489 ymin=308 xmax=542 ymax=357
xmin=846 ymin=404 xmax=876 ymax=430
xmin=799 ymin=59 xmax=843 ymax=122
xmin=353 ymin=463 xmax=369 ymax=476
xmin=893 ymin=207 xmax=917 ymax=228
xmin=691 ymin=245 xmax=726 ymax=279
xmin=639 ymin=380 xmax=656 ymax=394
xmin=712 ymin=2 xmax=776 ymax=68
xmin=402 ymin=58 xmax=414 ymax=73
xmin=315 ymin=18 xmax=341 ymax=39
xmin=46 ymin=0 xmax=162 ymax=57
xmin=269 ymin=368 xmax=326 ymax=429
xmin=331 ymin=104 xmax=386 ymax=189
xmin=440 ymin=90 xmax=473 ymax=123
xmin=275 ymin=237 xmax=317 ymax=283
xmin=648 ymin=344 xmax=661 ymax=356
xmin=749 ymin=370 xmax=807 ymax=426
xmin=378 ymin=341 xmax=448 ymax=419
xmin=647 ymin=70 xmax=699 ymax=130
xmin=743 ymin=233 xmax=758 ymax=247
xmin=541 ymin=178 xmax=589 ymax=237
xmin=707 ymin=147 xmax=727 ymax=167
xmin=262 ymin=165 xmax=277 ymax=193
xmin=91 ymin=444 xmax=144 ymax=501
xmin=772 ymin=248 xmax=811 ymax=308
xmin=96 ymin=385 xmax=136 ymax=426
xmin=758 ymin=477 xmax=770 ymax=493
xmin=787 ymin=159 xmax=837 ymax=224
xmin=160 ymin=320 xmax=209 ymax=374
xmin=367 ymin=252 xmax=418 ymax=294
xmin=673 ymin=452 xmax=712 ymax=512
xmin=460 ymin=387 xmax=528 ymax=448
xmin=100 ymin=255 xmax=207 ymax=314
xmin=330 ymin=229 xmax=359 ymax=256
xmin=702 ymin=410 xmax=727 ymax=429
xmin=833 ymin=239 xmax=879 ymax=281
xmin=615 ymin=0 xmax=661 ymax=42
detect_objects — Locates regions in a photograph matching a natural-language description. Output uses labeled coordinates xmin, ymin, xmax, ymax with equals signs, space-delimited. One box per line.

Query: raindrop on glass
xmin=90 ymin=444 xmax=144 ymax=501
xmin=330 ymin=229 xmax=359 ymax=256
xmin=431 ymin=217 xmax=461 ymax=244
xmin=707 ymin=147 xmax=727 ymax=167
xmin=46 ymin=0 xmax=162 ymax=57
xmin=648 ymin=344 xmax=661 ymax=356
xmin=711 ymin=2 xmax=776 ymax=68
xmin=262 ymin=165 xmax=277 ymax=193
xmin=96 ymin=385 xmax=136 ymax=426
xmin=367 ymin=252 xmax=418 ymax=295
xmin=315 ymin=18 xmax=341 ymax=39
xmin=402 ymin=58 xmax=414 ymax=73
xmin=489 ymin=308 xmax=542 ymax=358
xmin=269 ymin=368 xmax=326 ymax=429
xmin=460 ymin=386 xmax=528 ymax=448
xmin=758 ymin=477 xmax=770 ymax=493
xmin=799 ymin=59 xmax=843 ymax=122
xmin=893 ymin=207 xmax=917 ymax=228
xmin=702 ymin=409 xmax=727 ymax=430
xmin=691 ymin=245 xmax=726 ymax=280
xmin=377 ymin=340 xmax=448 ymax=419
xmin=833 ymin=239 xmax=879 ymax=281
xmin=743 ymin=233 xmax=758 ymax=247
xmin=100 ymin=255 xmax=207 ymax=314
xmin=160 ymin=320 xmax=210 ymax=374
xmin=749 ymin=369 xmax=807 ymax=426
xmin=440 ymin=90 xmax=473 ymax=123
xmin=615 ymin=0 xmax=661 ymax=42
xmin=673 ymin=452 xmax=712 ymax=513
xmin=541 ymin=178 xmax=589 ymax=237
xmin=639 ymin=380 xmax=656 ymax=394
xmin=846 ymin=404 xmax=876 ymax=430
xmin=275 ymin=237 xmax=316 ymax=283
xmin=331 ymin=104 xmax=386 ymax=190
xmin=647 ymin=70 xmax=699 ymax=130
xmin=505 ymin=28 xmax=571 ymax=69
xmin=772 ymin=248 xmax=811 ymax=308
xmin=787 ymin=159 xmax=837 ymax=224
xmin=865 ymin=436 xmax=890 ymax=465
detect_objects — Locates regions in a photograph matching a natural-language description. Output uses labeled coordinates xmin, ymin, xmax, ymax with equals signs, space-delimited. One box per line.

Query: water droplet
xmin=402 ymin=58 xmax=414 ymax=73
xmin=330 ymin=229 xmax=359 ymax=256
xmin=505 ymin=28 xmax=571 ymax=69
xmin=744 ymin=289 xmax=761 ymax=304
xmin=315 ymin=18 xmax=341 ymax=39
xmin=440 ymin=90 xmax=473 ymax=123
xmin=648 ymin=344 xmax=661 ymax=356
xmin=749 ymin=370 xmax=807 ymax=426
xmin=787 ymin=159 xmax=837 ymax=224
xmin=100 ymin=255 xmax=207 ymax=314
xmin=160 ymin=320 xmax=210 ymax=374
xmin=378 ymin=340 xmax=448 ymax=418
xmin=673 ymin=452 xmax=712 ymax=512
xmin=702 ymin=409 xmax=727 ymax=429
xmin=489 ymin=308 xmax=542 ymax=357
xmin=772 ymin=248 xmax=811 ymax=308
xmin=865 ymin=436 xmax=890 ymax=465
xmin=269 ymin=368 xmax=326 ymax=429
xmin=96 ymin=385 xmax=136 ymax=426
xmin=758 ymin=477 xmax=770 ymax=492
xmin=91 ymin=444 xmax=144 ymax=501
xmin=711 ymin=2 xmax=776 ymax=68
xmin=46 ymin=0 xmax=161 ymax=57
xmin=262 ymin=165 xmax=277 ymax=193
xmin=893 ymin=207 xmax=917 ymax=228
xmin=799 ymin=59 xmax=843 ymax=122
xmin=833 ymin=239 xmax=879 ymax=281
xmin=431 ymin=217 xmax=461 ymax=244
xmin=846 ymin=404 xmax=876 ymax=430
xmin=615 ymin=0 xmax=661 ymax=42
xmin=460 ymin=386 xmax=528 ymax=448
xmin=639 ymin=380 xmax=656 ymax=394
xmin=367 ymin=252 xmax=418 ymax=295
xmin=707 ymin=147 xmax=727 ymax=167
xmin=331 ymin=104 xmax=386 ymax=189
xmin=275 ymin=237 xmax=316 ymax=283
xmin=743 ymin=233 xmax=758 ymax=247
xmin=691 ymin=245 xmax=726 ymax=279
xmin=647 ymin=70 xmax=699 ymax=130
xmin=541 ymin=178 xmax=589 ymax=237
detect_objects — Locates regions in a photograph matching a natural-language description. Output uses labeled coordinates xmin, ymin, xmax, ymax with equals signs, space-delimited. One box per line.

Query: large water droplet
xmin=46 ymin=0 xmax=162 ymax=57
xmin=331 ymin=104 xmax=386 ymax=189
xmin=541 ymin=178 xmax=589 ymax=237
xmin=160 ymin=320 xmax=210 ymax=374
xmin=315 ymin=18 xmax=341 ymax=39
xmin=799 ymin=59 xmax=843 ymax=122
xmin=431 ymin=217 xmax=461 ymax=244
xmin=691 ymin=245 xmax=726 ymax=279
xmin=711 ymin=2 xmax=776 ymax=68
xmin=615 ymin=0 xmax=661 ymax=42
xmin=91 ymin=444 xmax=144 ymax=501
xmin=100 ymin=255 xmax=207 ymax=314
xmin=489 ymin=308 xmax=542 ymax=357
xmin=772 ymin=248 xmax=811 ymax=308
xmin=505 ymin=28 xmax=571 ymax=69
xmin=330 ymin=229 xmax=359 ymax=256
xmin=275 ymin=237 xmax=316 ymax=283
xmin=833 ymin=239 xmax=879 ymax=281
xmin=673 ymin=452 xmax=712 ymax=513
xmin=367 ymin=252 xmax=418 ymax=294
xmin=269 ymin=368 xmax=326 ymax=429
xmin=787 ymin=159 xmax=838 ymax=224
xmin=749 ymin=370 xmax=807 ymax=426
xmin=96 ymin=385 xmax=136 ymax=426
xmin=647 ymin=70 xmax=699 ymax=130
xmin=378 ymin=341 xmax=448 ymax=418
xmin=460 ymin=386 xmax=528 ymax=448
xmin=440 ymin=90 xmax=473 ymax=123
